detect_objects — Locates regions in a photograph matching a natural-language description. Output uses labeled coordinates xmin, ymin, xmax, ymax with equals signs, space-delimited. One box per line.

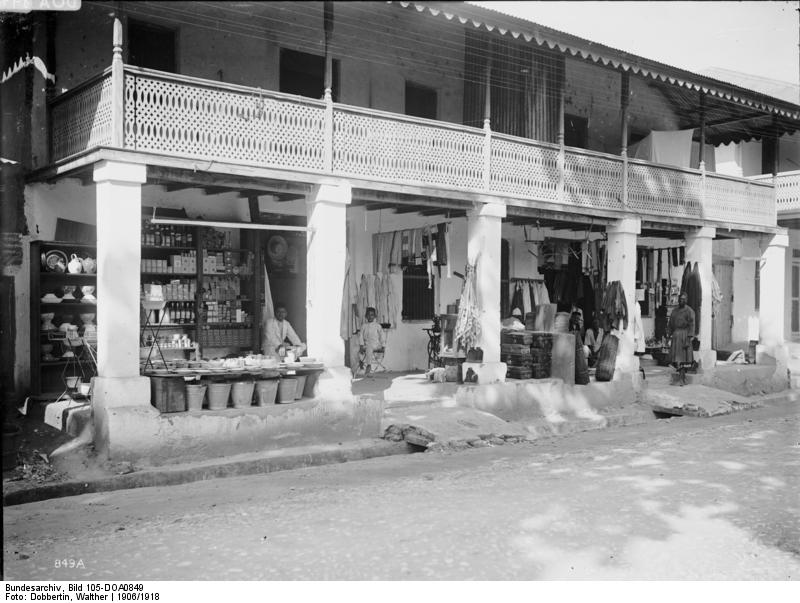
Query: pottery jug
xmin=81 ymin=256 xmax=96 ymax=274
xmin=68 ymin=254 xmax=83 ymax=274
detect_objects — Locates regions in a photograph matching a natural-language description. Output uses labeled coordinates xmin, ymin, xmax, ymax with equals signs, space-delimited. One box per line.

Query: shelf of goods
xmin=139 ymin=221 xmax=260 ymax=370
xmin=31 ymin=240 xmax=98 ymax=397
xmin=501 ymin=329 xmax=553 ymax=380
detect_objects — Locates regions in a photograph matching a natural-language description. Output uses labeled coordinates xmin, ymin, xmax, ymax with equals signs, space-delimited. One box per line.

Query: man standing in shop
xmin=263 ymin=303 xmax=307 ymax=358
xmin=668 ymin=292 xmax=695 ymax=369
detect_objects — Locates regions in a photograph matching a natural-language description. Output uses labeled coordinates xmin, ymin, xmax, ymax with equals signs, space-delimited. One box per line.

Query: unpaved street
xmin=4 ymin=402 xmax=799 ymax=580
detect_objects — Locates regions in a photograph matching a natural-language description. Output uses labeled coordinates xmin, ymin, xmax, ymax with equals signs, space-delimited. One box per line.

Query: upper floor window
xmin=280 ymin=48 xmax=340 ymax=101
xmin=128 ymin=19 xmax=177 ymax=73
xmin=405 ymin=82 xmax=437 ymax=120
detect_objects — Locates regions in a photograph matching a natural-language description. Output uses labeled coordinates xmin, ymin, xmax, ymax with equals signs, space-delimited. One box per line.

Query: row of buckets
xmin=185 ymin=376 xmax=306 ymax=411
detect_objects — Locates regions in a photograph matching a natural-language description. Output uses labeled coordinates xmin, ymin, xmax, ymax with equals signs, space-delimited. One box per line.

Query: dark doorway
xmin=501 ymin=239 xmax=510 ymax=318
xmin=128 ymin=19 xmax=177 ymax=73
xmin=280 ymin=48 xmax=340 ymax=101
xmin=564 ymin=114 xmax=588 ymax=149
xmin=405 ymin=82 xmax=438 ymax=120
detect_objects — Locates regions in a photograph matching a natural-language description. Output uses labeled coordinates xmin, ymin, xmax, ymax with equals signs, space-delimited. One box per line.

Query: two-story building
xmin=2 ymin=1 xmax=798 ymax=463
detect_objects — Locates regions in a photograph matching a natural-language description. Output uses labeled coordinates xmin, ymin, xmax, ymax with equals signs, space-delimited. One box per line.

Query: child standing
xmin=358 ymin=307 xmax=386 ymax=375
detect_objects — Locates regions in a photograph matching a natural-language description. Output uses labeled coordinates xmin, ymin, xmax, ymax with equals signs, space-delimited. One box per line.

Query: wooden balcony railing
xmin=49 ymin=66 xmax=778 ymax=230
xmin=754 ymin=171 xmax=800 ymax=214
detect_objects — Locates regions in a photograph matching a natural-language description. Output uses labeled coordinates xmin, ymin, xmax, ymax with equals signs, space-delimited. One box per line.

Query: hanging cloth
xmin=263 ymin=264 xmax=275 ymax=322
xmin=340 ymin=252 xmax=359 ymax=340
xmin=510 ymin=282 xmax=524 ymax=316
xmin=690 ymin=262 xmax=702 ymax=336
xmin=388 ymin=265 xmax=403 ymax=329
xmin=521 ymin=282 xmax=532 ymax=318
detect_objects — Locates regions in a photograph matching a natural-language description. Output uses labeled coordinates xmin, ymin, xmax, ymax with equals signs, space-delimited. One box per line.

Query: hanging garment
xmin=528 ymin=283 xmax=537 ymax=318
xmin=690 ymin=262 xmax=702 ymax=336
xmin=388 ymin=265 xmax=403 ymax=329
xmin=521 ymin=282 xmax=532 ymax=318
xmin=671 ymin=248 xmax=679 ymax=267
xmin=579 ymin=275 xmax=595 ymax=328
xmin=633 ymin=301 xmax=645 ymax=354
xmin=680 ymin=261 xmax=692 ymax=297
xmin=357 ymin=274 xmax=368 ymax=326
xmin=435 ymin=223 xmax=448 ymax=267
xmin=340 ymin=252 xmax=359 ymax=340
xmin=510 ymin=282 xmax=524 ymax=316
xmin=601 ymin=281 xmax=628 ymax=332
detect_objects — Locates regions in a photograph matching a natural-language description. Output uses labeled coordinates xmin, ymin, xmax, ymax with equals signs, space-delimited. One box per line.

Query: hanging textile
xmin=633 ymin=301 xmax=645 ymax=353
xmin=510 ymin=282 xmax=524 ymax=316
xmin=680 ymin=261 xmax=692 ymax=297
xmin=711 ymin=272 xmax=723 ymax=315
xmin=521 ymin=283 xmax=532 ymax=318
xmin=435 ymin=223 xmax=448 ymax=267
xmin=357 ymin=274 xmax=368 ymax=324
xmin=689 ymin=262 xmax=702 ymax=336
xmin=455 ymin=263 xmax=481 ymax=351
xmin=263 ymin=265 xmax=275 ymax=322
xmin=388 ymin=265 xmax=403 ymax=328
xmin=340 ymin=252 xmax=359 ymax=340
xmin=601 ymin=281 xmax=628 ymax=332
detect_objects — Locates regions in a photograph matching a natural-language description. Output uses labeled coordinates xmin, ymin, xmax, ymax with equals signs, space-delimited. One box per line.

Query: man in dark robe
xmin=668 ymin=293 xmax=695 ymax=368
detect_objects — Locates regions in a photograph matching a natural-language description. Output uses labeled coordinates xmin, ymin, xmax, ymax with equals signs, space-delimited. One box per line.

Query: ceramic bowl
xmin=79 ymin=313 xmax=95 ymax=325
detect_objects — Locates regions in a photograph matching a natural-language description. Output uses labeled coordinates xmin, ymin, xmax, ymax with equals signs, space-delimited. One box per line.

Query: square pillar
xmin=685 ymin=227 xmax=716 ymax=359
xmin=466 ymin=202 xmax=506 ymax=363
xmin=93 ymin=160 xmax=147 ymax=378
xmin=306 ymin=181 xmax=351 ymax=368
xmin=606 ymin=218 xmax=640 ymax=374
xmin=759 ymin=231 xmax=788 ymax=349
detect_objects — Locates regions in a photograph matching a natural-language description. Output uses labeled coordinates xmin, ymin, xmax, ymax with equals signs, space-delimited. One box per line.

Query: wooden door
xmin=713 ymin=262 xmax=733 ymax=348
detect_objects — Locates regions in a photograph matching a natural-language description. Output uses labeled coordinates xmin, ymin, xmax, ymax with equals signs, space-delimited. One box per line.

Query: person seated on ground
xmin=501 ymin=307 xmax=525 ymax=329
xmin=584 ymin=317 xmax=604 ymax=367
xmin=569 ymin=310 xmax=590 ymax=361
xmin=263 ymin=303 xmax=307 ymax=359
xmin=358 ymin=307 xmax=386 ymax=375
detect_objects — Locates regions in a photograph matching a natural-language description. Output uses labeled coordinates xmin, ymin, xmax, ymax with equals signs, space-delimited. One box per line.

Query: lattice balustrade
xmin=50 ymin=75 xmax=113 ymax=161
xmin=489 ymin=136 xmax=559 ymax=202
xmin=332 ymin=111 xmax=484 ymax=188
xmin=774 ymin=171 xmax=800 ymax=212
xmin=124 ymin=73 xmax=326 ymax=170
xmin=563 ymin=150 xmax=624 ymax=210
xmin=704 ymin=174 xmax=775 ymax=228
xmin=627 ymin=162 xmax=703 ymax=219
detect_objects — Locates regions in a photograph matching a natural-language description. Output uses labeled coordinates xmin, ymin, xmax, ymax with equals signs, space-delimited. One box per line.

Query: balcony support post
xmin=557 ymin=73 xmax=565 ymax=203
xmin=111 ymin=17 xmax=124 ymax=148
xmin=466 ymin=202 xmax=506 ymax=367
xmin=620 ymin=72 xmax=630 ymax=208
xmin=91 ymin=160 xmax=156 ymax=461
xmin=684 ymin=227 xmax=716 ymax=367
xmin=483 ymin=55 xmax=492 ymax=191
xmin=698 ymin=93 xmax=706 ymax=171
xmin=306 ymin=181 xmax=351 ymax=369
xmin=605 ymin=217 xmax=640 ymax=375
xmin=758 ymin=230 xmax=788 ymax=351
xmin=323 ymin=1 xmax=334 ymax=172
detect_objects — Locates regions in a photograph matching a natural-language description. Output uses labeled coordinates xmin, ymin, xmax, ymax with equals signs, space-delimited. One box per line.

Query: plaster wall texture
xmin=564 ymin=58 xmax=681 ymax=155
xmin=94 ymin=393 xmax=384 ymax=466
xmin=453 ymin=375 xmax=639 ymax=424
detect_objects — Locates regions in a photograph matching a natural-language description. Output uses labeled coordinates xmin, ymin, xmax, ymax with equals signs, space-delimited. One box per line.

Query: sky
xmin=469 ymin=1 xmax=798 ymax=87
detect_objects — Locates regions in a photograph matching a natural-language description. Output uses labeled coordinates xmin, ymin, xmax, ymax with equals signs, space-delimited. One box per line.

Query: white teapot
xmin=81 ymin=256 xmax=96 ymax=274
xmin=68 ymin=254 xmax=83 ymax=274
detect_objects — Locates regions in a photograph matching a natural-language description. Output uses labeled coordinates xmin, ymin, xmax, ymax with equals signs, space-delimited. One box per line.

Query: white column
xmin=466 ymin=202 xmax=506 ymax=363
xmin=685 ymin=226 xmax=716 ymax=356
xmin=306 ymin=181 xmax=351 ymax=368
xmin=759 ymin=231 xmax=788 ymax=348
xmin=606 ymin=217 xmax=640 ymax=374
xmin=93 ymin=160 xmax=146 ymax=378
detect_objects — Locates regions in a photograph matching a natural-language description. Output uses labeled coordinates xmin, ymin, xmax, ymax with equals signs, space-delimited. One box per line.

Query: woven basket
xmin=595 ymin=333 xmax=619 ymax=382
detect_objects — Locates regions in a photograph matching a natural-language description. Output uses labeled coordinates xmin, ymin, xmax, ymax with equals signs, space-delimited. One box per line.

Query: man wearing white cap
xmin=502 ymin=307 xmax=525 ymax=329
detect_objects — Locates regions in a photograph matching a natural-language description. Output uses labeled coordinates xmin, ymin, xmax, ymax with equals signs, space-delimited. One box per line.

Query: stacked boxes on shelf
xmin=141 ymin=250 xmax=197 ymax=274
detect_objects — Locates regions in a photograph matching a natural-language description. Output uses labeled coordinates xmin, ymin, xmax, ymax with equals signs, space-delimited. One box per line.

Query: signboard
xmin=0 ymin=0 xmax=81 ymax=12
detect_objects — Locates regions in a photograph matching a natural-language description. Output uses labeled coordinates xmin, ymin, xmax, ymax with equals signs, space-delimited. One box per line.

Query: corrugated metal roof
xmin=394 ymin=1 xmax=800 ymax=121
